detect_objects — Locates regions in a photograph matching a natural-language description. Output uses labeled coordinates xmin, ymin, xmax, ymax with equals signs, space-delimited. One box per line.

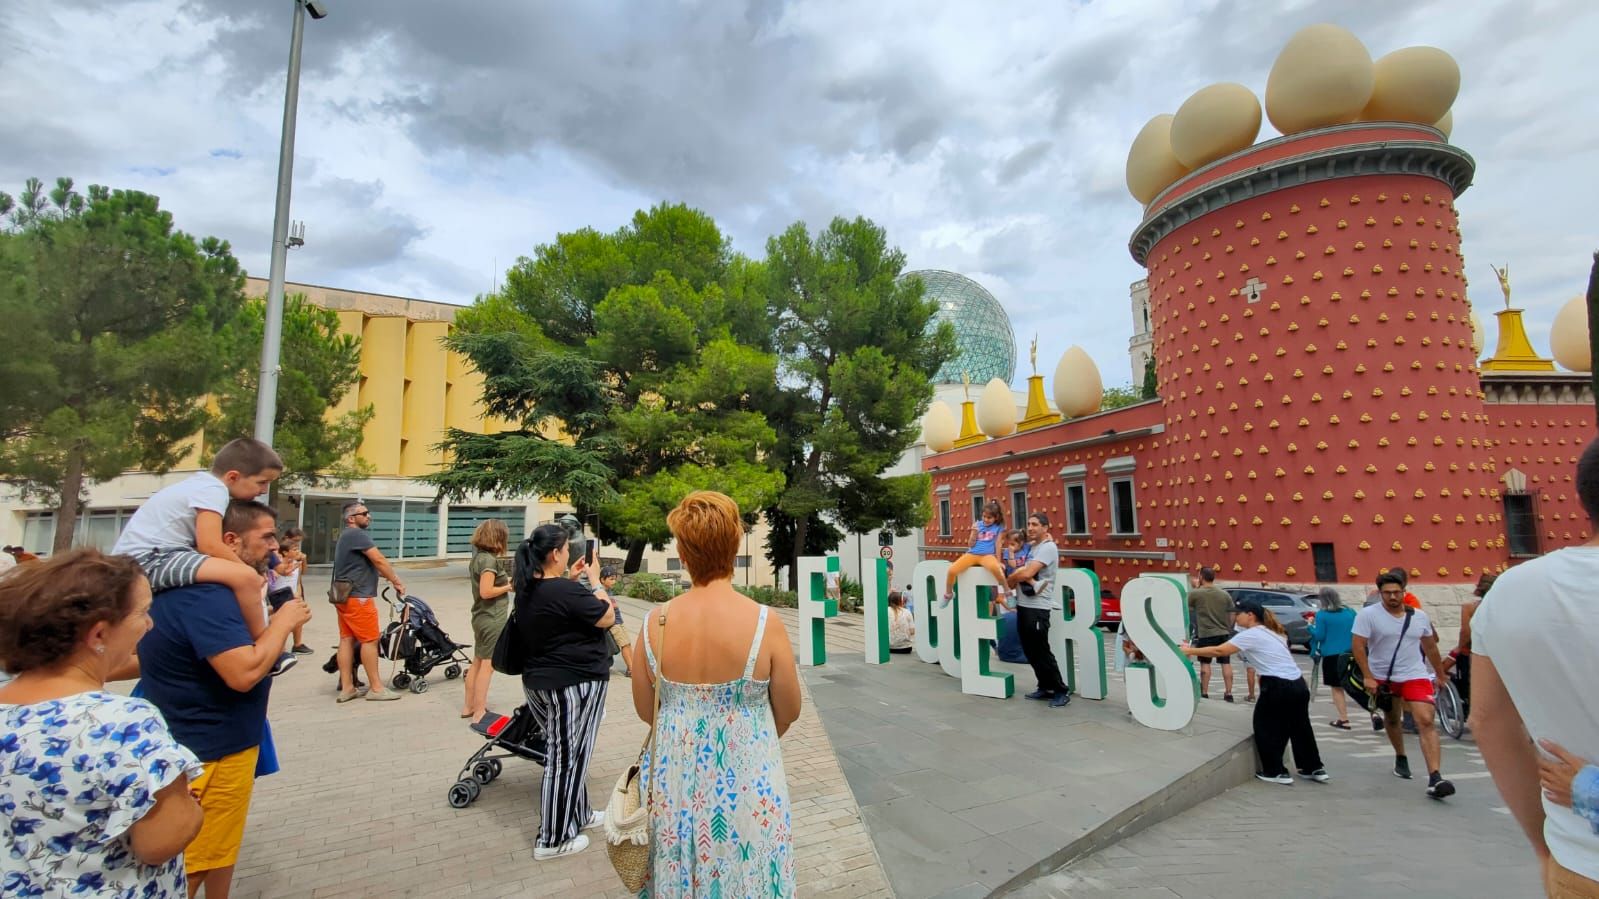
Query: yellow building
xmin=0 ymin=278 xmax=776 ymax=585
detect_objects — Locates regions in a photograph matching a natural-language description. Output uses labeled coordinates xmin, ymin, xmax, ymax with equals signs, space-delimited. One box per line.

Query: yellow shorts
xmin=184 ymin=745 xmax=260 ymax=875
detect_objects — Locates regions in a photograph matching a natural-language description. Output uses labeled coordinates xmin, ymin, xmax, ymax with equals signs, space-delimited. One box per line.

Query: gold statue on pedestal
xmin=961 ymin=369 xmax=971 ymax=400
xmin=1029 ymin=334 xmax=1038 ymax=376
xmin=1490 ymin=264 xmax=1511 ymax=310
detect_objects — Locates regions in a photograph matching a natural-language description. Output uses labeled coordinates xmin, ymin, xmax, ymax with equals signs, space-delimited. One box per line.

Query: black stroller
xmin=377 ymin=588 xmax=472 ymax=694
xmin=448 ymin=706 xmax=548 ymax=808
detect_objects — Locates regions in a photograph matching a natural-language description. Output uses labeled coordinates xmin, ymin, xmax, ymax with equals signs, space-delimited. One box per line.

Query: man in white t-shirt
xmin=1473 ymin=440 xmax=1599 ymax=891
xmin=1352 ymin=571 xmax=1453 ymax=799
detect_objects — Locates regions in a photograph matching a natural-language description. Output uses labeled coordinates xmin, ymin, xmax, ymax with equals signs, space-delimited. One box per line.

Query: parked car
xmin=1223 ymin=587 xmax=1316 ymax=650
xmin=1097 ymin=589 xmax=1121 ymax=629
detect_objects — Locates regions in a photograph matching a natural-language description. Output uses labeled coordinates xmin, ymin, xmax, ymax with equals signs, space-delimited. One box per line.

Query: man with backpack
xmin=1352 ymin=570 xmax=1454 ymax=799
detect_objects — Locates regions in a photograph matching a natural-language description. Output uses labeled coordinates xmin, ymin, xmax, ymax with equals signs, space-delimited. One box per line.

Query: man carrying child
xmin=112 ymin=437 xmax=296 ymax=675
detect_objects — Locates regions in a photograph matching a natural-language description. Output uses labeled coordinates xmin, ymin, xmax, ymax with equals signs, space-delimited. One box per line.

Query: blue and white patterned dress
xmin=2 ymin=691 xmax=203 ymax=898
xmin=640 ymin=605 xmax=795 ymax=899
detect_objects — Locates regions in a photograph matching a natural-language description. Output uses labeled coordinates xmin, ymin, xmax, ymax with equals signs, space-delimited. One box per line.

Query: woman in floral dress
xmin=632 ymin=492 xmax=802 ymax=898
xmin=0 ymin=549 xmax=205 ymax=898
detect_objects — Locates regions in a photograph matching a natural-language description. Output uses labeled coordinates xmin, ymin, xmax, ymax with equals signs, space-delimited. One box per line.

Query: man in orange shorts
xmin=332 ymin=502 xmax=406 ymax=703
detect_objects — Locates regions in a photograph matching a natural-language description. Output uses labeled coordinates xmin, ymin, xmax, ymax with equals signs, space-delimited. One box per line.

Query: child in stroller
xmin=447 ymin=706 xmax=548 ymax=808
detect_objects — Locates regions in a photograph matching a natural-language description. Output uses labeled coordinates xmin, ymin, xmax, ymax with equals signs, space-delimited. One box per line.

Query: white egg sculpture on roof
xmin=1470 ymin=312 xmax=1484 ymax=356
xmin=1434 ymin=109 xmax=1454 ymax=140
xmin=1265 ymin=24 xmax=1375 ymax=135
xmin=1126 ymin=113 xmax=1190 ymax=205
xmin=1550 ymin=296 xmax=1592 ymax=372
xmin=1053 ymin=346 xmax=1104 ymax=418
xmin=922 ymin=400 xmax=958 ymax=452
xmin=1171 ymin=82 xmax=1263 ymax=170
xmin=1361 ymin=46 xmax=1460 ymax=125
xmin=977 ymin=378 xmax=1018 ymax=437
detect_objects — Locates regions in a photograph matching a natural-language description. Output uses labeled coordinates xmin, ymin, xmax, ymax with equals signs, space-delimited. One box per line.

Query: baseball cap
xmin=1234 ymin=598 xmax=1266 ymax=621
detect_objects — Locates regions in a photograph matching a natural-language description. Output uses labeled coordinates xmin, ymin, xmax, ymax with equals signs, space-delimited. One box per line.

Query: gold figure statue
xmin=1490 ymin=264 xmax=1511 ymax=310
xmin=961 ymin=370 xmax=971 ymax=400
xmin=1029 ymin=334 xmax=1038 ymax=376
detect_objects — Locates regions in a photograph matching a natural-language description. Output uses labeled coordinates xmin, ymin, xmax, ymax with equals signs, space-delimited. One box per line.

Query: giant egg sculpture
xmin=1126 ymin=114 xmax=1190 ymax=205
xmin=1550 ymin=296 xmax=1592 ymax=373
xmin=1052 ymin=346 xmax=1104 ymax=418
xmin=1265 ymin=24 xmax=1375 ymax=135
xmin=1171 ymin=83 xmax=1263 ymax=170
xmin=1361 ymin=46 xmax=1460 ymax=125
xmin=922 ymin=400 xmax=958 ymax=452
xmin=977 ymin=378 xmax=1018 ymax=437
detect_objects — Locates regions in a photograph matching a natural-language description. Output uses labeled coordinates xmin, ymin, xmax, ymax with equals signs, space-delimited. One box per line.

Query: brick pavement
xmin=1011 ymin=657 xmax=1543 ymax=899
xmin=216 ymin=564 xmax=890 ymax=899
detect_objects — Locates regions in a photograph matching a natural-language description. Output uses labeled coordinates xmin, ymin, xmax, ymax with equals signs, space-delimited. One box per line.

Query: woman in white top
xmin=887 ymin=591 xmax=915 ymax=654
xmin=1186 ymin=599 xmax=1328 ymax=786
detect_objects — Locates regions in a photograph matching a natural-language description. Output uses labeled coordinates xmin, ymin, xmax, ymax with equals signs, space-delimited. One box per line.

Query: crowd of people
xmin=5 ymin=429 xmax=1599 ymax=897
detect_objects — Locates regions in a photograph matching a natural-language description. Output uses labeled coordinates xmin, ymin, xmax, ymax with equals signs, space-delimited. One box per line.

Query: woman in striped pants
xmin=514 ymin=524 xmax=617 ymax=860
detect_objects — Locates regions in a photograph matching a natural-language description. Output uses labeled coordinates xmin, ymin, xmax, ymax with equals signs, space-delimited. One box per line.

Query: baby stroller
xmin=448 ymin=706 xmax=548 ymax=808
xmin=378 ymin=587 xmax=472 ymax=695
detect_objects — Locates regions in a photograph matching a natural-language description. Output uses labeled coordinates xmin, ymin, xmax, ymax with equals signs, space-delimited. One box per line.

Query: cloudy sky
xmin=2 ymin=0 xmax=1595 ymax=389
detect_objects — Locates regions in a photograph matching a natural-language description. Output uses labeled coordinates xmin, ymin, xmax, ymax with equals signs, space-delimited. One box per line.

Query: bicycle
xmin=1435 ymin=677 xmax=1466 ymax=739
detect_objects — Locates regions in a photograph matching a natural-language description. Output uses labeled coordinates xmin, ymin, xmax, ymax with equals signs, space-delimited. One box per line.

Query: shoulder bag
xmin=1342 ymin=607 xmax=1413 ymax=712
xmin=605 ymin=601 xmax=669 ymax=891
xmin=327 ymin=578 xmax=353 ymax=606
xmin=490 ymin=585 xmax=530 ymax=676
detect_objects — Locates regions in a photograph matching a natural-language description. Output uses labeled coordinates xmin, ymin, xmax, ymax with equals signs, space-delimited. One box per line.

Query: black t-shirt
xmin=519 ymin=575 xmax=613 ymax=691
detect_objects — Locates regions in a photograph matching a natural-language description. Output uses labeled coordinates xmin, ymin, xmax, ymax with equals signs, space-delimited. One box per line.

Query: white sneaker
xmin=534 ymin=834 xmax=589 ymax=860
xmin=583 ymin=810 xmax=605 ymax=831
xmin=1255 ymin=772 xmax=1293 ymax=786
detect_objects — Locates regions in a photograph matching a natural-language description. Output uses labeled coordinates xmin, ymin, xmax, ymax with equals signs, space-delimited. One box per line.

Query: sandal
xmin=1329 ymin=719 xmax=1351 ymax=730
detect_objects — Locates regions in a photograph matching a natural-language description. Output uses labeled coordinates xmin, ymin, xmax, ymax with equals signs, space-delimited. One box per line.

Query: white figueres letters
xmin=910 ymin=559 xmax=951 ymax=667
xmin=796 ymin=555 xmax=838 ymax=667
xmin=1056 ymin=568 xmax=1108 ymax=700
xmin=1120 ymin=574 xmax=1199 ymax=731
xmin=954 ymin=565 xmax=1015 ymax=698
xmin=863 ymin=557 xmax=889 ymax=664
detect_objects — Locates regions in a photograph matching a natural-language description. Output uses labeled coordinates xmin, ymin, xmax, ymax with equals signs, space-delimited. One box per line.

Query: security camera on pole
xmin=253 ymin=0 xmax=328 ymax=444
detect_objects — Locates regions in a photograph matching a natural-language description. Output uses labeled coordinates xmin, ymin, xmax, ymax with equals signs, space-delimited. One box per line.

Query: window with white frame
xmin=1059 ymin=464 xmax=1089 ymax=536
xmin=1103 ymin=456 xmax=1138 ymax=536
xmin=938 ymin=499 xmax=952 ymax=537
xmin=1006 ymin=472 xmax=1029 ymax=529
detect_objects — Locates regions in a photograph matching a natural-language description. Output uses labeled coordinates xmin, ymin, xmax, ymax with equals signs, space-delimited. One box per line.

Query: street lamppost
xmin=253 ymin=0 xmax=328 ymax=444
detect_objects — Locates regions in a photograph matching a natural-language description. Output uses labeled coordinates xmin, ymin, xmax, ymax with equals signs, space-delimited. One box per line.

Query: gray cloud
xmin=1 ymin=0 xmax=1595 ymax=393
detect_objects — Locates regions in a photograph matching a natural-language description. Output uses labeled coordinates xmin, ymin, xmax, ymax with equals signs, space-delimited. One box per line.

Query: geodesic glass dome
xmin=902 ymin=269 xmax=1016 ymax=385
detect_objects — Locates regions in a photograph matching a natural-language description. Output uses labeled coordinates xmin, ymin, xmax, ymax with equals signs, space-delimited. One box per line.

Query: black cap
xmin=1234 ymin=598 xmax=1266 ymax=621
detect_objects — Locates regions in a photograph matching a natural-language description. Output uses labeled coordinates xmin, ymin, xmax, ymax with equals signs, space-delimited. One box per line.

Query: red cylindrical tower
xmin=1130 ymin=122 xmax=1507 ymax=584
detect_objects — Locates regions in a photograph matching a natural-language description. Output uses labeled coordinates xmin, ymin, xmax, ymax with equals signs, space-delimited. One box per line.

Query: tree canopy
xmin=425 ymin=203 xmax=785 ymax=571
xmin=0 ymin=178 xmax=246 ymax=550
xmin=762 ymin=217 xmax=955 ymax=585
xmin=208 ymin=293 xmax=372 ymax=488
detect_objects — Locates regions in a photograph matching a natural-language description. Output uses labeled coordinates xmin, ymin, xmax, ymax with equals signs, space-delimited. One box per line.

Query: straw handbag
xmin=605 ymin=602 xmax=668 ymax=891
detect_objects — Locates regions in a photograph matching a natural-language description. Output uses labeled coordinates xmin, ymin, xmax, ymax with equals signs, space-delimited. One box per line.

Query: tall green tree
xmin=0 ymin=178 xmax=245 ymax=551
xmin=763 ymin=217 xmax=955 ymax=587
xmin=208 ymin=293 xmax=373 ymax=487
xmin=425 ymin=204 xmax=785 ymax=571
xmin=1141 ymin=357 xmax=1159 ymax=399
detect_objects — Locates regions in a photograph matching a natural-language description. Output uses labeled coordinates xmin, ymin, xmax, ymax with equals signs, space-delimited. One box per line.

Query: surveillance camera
xmin=305 ymin=0 xmax=329 ymax=19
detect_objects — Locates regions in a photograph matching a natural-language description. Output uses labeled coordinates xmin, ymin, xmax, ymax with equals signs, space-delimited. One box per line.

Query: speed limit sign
xmin=879 ymin=546 xmax=893 ymax=560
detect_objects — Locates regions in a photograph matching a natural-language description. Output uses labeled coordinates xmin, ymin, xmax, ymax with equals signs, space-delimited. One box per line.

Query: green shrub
xmin=837 ymin=574 xmax=863 ymax=613
xmin=734 ymin=584 xmax=798 ymax=609
xmin=617 ymin=573 xmax=676 ymax=604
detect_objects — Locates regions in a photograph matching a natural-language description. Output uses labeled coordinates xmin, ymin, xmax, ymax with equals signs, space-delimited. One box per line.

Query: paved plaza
xmin=218 ymin=564 xmax=890 ymax=899
xmin=200 ymin=563 xmax=1540 ymax=898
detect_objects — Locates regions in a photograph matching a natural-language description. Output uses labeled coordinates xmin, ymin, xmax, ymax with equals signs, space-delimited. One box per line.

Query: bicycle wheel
xmin=1436 ymin=680 xmax=1465 ymax=740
